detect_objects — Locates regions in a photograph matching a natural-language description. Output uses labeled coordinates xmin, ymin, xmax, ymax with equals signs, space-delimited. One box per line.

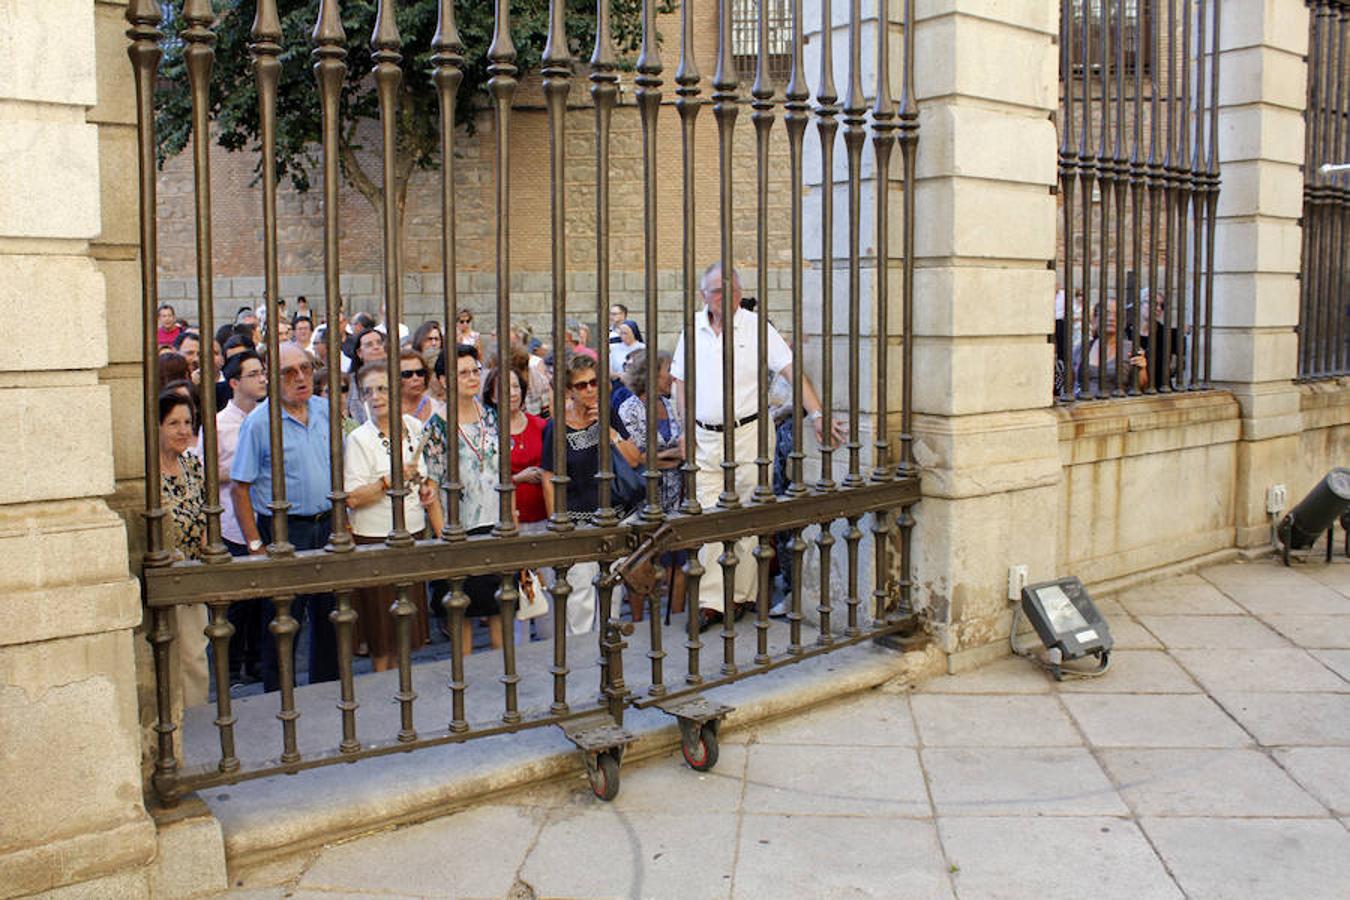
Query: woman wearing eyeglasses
xmin=424 ymin=344 xmax=505 ymax=652
xmin=344 ymin=362 xmax=443 ymax=672
xmin=397 ymin=347 xmax=441 ymax=424
xmin=454 ymin=311 xmax=481 ymax=354
xmin=541 ymin=353 xmax=640 ymax=634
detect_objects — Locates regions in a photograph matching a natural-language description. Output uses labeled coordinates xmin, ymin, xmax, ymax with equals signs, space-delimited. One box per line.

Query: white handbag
xmin=516 ymin=569 xmax=548 ymax=621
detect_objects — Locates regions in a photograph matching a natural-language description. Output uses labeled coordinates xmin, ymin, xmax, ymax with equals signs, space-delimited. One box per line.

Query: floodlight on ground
xmin=1011 ymin=577 xmax=1113 ymax=682
xmin=1277 ymin=468 xmax=1350 ymax=566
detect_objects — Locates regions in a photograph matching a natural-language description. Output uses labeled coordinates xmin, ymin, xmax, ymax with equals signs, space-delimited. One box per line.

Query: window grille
xmin=731 ymin=0 xmax=793 ymax=89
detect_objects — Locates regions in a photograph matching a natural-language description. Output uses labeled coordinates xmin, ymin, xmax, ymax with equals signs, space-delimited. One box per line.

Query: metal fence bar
xmin=1174 ymin=0 xmax=1192 ymax=392
xmin=751 ymin=0 xmax=777 ymax=667
xmin=487 ymin=0 xmax=517 ymax=536
xmin=895 ymin=0 xmax=918 ymax=625
xmin=811 ymin=0 xmax=838 ymax=654
xmin=1059 ymin=0 xmax=1078 ymax=402
xmin=432 ymin=0 xmax=466 ymax=541
xmin=1203 ymin=0 xmax=1222 ymax=386
xmin=184 ymin=0 xmax=226 ymax=561
xmin=593 ymin=0 xmax=618 ymax=528
xmin=394 ymin=584 xmax=418 ymax=740
xmin=674 ymin=0 xmax=704 ymax=686
xmin=1112 ymin=1 xmax=1127 ymax=397
xmin=1323 ymin=7 xmax=1344 ymax=375
xmin=251 ymin=0 xmax=291 ymax=553
xmin=129 ymin=0 xmax=168 ymax=571
xmin=1190 ymin=0 xmax=1208 ymax=391
xmin=332 ymin=590 xmax=360 ymax=753
xmin=870 ymin=0 xmax=895 ymax=631
xmin=447 ymin=578 xmax=470 ymax=732
xmin=206 ymin=601 xmax=239 ymax=772
xmin=1146 ymin=0 xmax=1163 ymax=393
xmin=638 ymin=0 xmax=664 ymax=524
xmin=783 ymin=0 xmax=809 ymax=654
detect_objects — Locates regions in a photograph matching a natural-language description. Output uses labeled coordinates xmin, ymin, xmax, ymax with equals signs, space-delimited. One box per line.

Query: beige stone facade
xmin=4 ymin=0 xmax=1350 ymax=895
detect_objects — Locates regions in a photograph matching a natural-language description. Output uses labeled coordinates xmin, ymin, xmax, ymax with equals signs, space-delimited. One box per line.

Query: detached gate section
xmin=130 ymin=0 xmax=921 ymax=806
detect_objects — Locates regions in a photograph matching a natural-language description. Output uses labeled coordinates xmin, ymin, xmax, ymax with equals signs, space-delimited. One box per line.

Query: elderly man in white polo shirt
xmin=672 ymin=262 xmax=833 ymax=630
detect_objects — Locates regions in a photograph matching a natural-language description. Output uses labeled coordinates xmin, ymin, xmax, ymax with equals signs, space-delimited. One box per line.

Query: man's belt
xmin=259 ymin=510 xmax=331 ymax=524
xmin=695 ymin=413 xmax=759 ymax=433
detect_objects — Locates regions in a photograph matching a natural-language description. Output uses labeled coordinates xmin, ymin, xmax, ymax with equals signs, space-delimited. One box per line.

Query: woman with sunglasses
xmin=541 ymin=353 xmax=640 ymax=634
xmin=343 ymin=363 xmax=442 ymax=671
xmin=424 ymin=345 xmax=504 ymax=652
xmin=454 ymin=311 xmax=481 ymax=354
xmin=397 ymin=347 xmax=441 ymax=424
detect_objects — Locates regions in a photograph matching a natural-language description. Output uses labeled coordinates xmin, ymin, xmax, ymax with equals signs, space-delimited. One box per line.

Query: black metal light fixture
xmin=1013 ymin=577 xmax=1113 ymax=681
xmin=1278 ymin=468 xmax=1350 ymax=566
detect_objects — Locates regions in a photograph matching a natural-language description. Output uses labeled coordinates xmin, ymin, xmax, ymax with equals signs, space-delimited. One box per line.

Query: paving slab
xmin=1141 ymin=818 xmax=1350 ymax=900
xmin=733 ymin=816 xmax=954 ymax=900
xmin=1099 ymin=615 xmax=1163 ymax=649
xmin=1215 ymin=580 xmax=1350 ymax=616
xmin=1258 ymin=614 xmax=1350 ymax=649
xmin=745 ymin=690 xmax=917 ymax=746
xmin=921 ymin=747 xmax=1126 ymax=816
xmin=1060 ymin=694 xmax=1253 ymax=748
xmin=1115 ymin=575 xmax=1246 ymax=616
xmin=1137 ymin=615 xmax=1292 ymax=649
xmin=1311 ymin=649 xmax=1350 ymax=683
xmin=1213 ymin=692 xmax=1350 ymax=746
xmin=599 ymin=745 xmax=748 ymax=814
xmin=1201 ymin=560 xmax=1324 ymax=589
xmin=910 ymin=695 xmax=1081 ymax=747
xmin=519 ymin=808 xmax=738 ymax=900
xmin=741 ymin=743 xmax=930 ymax=817
xmin=915 ymin=656 xmax=1051 ymax=694
xmin=1055 ymin=650 xmax=1201 ymax=694
xmin=1273 ymin=747 xmax=1350 ymax=815
xmin=939 ymin=817 xmax=1181 ymax=900
xmin=1098 ymin=748 xmax=1327 ymax=817
xmin=297 ymin=803 xmax=546 ymax=898
xmin=1171 ymin=648 xmax=1350 ymax=693
xmin=1294 ymin=560 xmax=1350 ymax=594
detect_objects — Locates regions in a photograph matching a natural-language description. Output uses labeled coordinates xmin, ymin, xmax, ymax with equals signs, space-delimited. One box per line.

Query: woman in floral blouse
xmin=159 ymin=389 xmax=209 ymax=706
xmin=425 ymin=344 xmax=503 ymax=652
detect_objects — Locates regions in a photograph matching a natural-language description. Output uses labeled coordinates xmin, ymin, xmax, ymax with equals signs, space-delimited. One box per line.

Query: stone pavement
xmin=216 ymin=556 xmax=1350 ymax=899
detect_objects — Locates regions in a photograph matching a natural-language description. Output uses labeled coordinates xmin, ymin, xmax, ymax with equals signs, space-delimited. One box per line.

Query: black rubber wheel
xmin=591 ymin=752 xmax=621 ymax=801
xmin=682 ymin=724 xmax=720 ymax=772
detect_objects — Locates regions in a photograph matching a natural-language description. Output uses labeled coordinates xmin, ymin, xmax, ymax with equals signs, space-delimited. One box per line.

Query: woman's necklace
xmin=458 ymin=400 xmax=489 ymax=465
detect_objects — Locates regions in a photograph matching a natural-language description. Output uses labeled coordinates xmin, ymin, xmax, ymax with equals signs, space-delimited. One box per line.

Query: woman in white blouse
xmin=344 ymin=363 xmax=443 ymax=671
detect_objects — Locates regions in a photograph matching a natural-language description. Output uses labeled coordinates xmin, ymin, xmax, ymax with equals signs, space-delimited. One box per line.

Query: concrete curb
xmin=203 ymin=640 xmax=941 ymax=875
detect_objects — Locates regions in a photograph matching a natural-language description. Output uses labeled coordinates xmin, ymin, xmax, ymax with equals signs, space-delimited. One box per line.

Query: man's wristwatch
xmin=248 ymin=538 xmax=264 ymax=552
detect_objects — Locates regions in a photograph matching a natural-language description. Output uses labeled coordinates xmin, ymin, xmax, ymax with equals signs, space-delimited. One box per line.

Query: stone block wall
xmin=0 ymin=0 xmax=158 ymax=896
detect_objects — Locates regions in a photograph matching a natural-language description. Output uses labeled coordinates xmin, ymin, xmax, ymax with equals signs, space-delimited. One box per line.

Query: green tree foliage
xmin=155 ymin=0 xmax=646 ymax=218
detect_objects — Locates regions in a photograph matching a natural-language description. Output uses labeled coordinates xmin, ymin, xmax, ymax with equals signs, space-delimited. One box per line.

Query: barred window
xmin=1068 ymin=0 xmax=1152 ymax=77
xmin=732 ymin=0 xmax=794 ymax=89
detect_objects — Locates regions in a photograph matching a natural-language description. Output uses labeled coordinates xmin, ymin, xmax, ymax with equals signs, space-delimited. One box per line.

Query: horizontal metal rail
xmin=143 ymin=479 xmax=919 ymax=606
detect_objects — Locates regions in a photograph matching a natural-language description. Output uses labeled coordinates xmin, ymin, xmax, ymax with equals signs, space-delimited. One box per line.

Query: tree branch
xmin=338 ymin=132 xmax=383 ymax=217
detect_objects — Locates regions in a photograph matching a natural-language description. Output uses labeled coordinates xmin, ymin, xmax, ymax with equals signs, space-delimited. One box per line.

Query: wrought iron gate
xmin=1299 ymin=0 xmax=1350 ymax=380
xmin=130 ymin=0 xmax=920 ymax=806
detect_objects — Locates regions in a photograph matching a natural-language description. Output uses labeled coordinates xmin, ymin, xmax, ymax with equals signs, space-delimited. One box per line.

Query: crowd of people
xmin=155 ymin=269 xmax=843 ymax=703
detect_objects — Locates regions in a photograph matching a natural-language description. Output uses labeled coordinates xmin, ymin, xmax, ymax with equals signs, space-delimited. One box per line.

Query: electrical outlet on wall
xmin=1007 ymin=564 xmax=1029 ymax=602
xmin=1267 ymin=484 xmax=1288 ymax=515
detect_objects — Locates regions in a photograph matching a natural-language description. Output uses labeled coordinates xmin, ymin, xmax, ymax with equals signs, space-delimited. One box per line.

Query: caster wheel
xmin=590 ymin=752 xmax=620 ymax=801
xmin=682 ymin=723 xmax=719 ymax=772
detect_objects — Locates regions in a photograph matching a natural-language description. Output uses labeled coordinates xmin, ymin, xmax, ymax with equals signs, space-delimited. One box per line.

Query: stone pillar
xmin=905 ymin=1 xmax=1062 ymax=664
xmin=1212 ymin=0 xmax=1310 ymax=547
xmin=0 ymin=0 xmax=156 ymax=895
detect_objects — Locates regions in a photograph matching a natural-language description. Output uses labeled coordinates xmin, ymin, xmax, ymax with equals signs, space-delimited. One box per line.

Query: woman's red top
xmin=511 ymin=413 xmax=548 ymax=523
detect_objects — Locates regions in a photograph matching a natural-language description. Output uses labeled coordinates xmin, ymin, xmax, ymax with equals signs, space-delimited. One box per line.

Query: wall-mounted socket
xmin=1007 ymin=564 xmax=1029 ymax=601
xmin=1266 ymin=484 xmax=1288 ymax=515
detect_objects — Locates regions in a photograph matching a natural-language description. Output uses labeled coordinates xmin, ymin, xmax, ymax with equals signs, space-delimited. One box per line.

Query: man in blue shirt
xmin=231 ymin=343 xmax=338 ymax=692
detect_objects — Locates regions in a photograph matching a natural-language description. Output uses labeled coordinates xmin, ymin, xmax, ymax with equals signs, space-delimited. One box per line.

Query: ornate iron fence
xmin=1299 ymin=0 xmax=1350 ymax=380
xmin=1055 ymin=0 xmax=1221 ymax=401
xmin=129 ymin=0 xmax=921 ymax=806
